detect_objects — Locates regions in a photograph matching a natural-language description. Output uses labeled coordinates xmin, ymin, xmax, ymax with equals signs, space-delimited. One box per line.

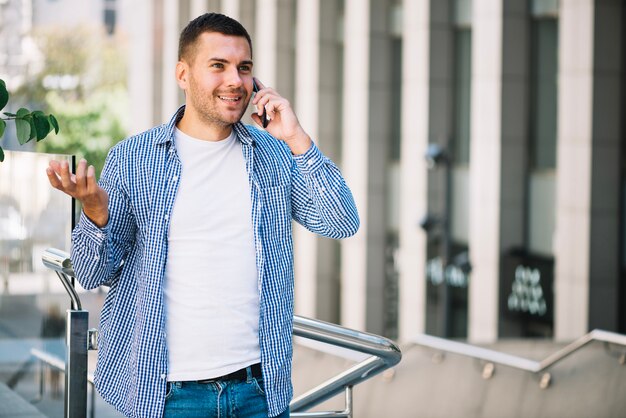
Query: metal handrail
xmin=291 ymin=316 xmax=402 ymax=416
xmin=30 ymin=348 xmax=97 ymax=418
xmin=42 ymin=248 xmax=81 ymax=310
xmin=411 ymin=329 xmax=626 ymax=387
xmin=41 ymin=249 xmax=91 ymax=418
xmin=41 ymin=248 xmax=402 ymax=417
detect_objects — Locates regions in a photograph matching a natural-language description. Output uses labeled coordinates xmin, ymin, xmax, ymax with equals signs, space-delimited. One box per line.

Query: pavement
xmin=0 ymin=381 xmax=45 ymax=417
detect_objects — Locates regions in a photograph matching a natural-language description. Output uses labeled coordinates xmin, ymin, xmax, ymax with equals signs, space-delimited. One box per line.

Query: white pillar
xmin=221 ymin=0 xmax=240 ymax=19
xmin=555 ymin=0 xmax=623 ymax=339
xmin=190 ymin=0 xmax=208 ymax=17
xmin=554 ymin=0 xmax=593 ymax=340
xmin=554 ymin=0 xmax=594 ymax=340
xmin=398 ymin=0 xmax=430 ymax=340
xmin=127 ymin=0 xmax=154 ymax=133
xmin=293 ymin=0 xmax=320 ymax=318
xmin=468 ymin=0 xmax=503 ymax=343
xmin=254 ymin=0 xmax=276 ymax=87
xmin=340 ymin=0 xmax=370 ymax=332
xmin=162 ymin=0 xmax=180 ymax=119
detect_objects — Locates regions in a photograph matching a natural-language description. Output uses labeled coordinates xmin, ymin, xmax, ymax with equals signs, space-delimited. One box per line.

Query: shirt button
xmin=160 ymin=374 xmax=166 ymax=380
xmin=173 ymin=175 xmax=178 ymax=181
xmin=307 ymin=160 xmax=314 ymax=166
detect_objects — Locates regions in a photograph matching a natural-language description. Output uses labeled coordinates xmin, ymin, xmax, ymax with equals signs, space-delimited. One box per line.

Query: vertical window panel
xmin=530 ymin=19 xmax=557 ymax=170
xmin=528 ymin=18 xmax=557 ymax=256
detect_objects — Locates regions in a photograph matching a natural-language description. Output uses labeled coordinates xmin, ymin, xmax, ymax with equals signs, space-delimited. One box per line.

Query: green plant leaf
xmin=0 ymin=80 xmax=8 ymax=111
xmin=3 ymin=112 xmax=16 ymax=117
xmin=0 ymin=119 xmax=5 ymax=137
xmin=0 ymin=146 xmax=4 ymax=162
xmin=15 ymin=118 xmax=30 ymax=144
xmin=16 ymin=108 xmax=30 ymax=118
xmin=49 ymin=114 xmax=59 ymax=134
xmin=28 ymin=117 xmax=37 ymax=141
xmin=33 ymin=112 xmax=51 ymax=141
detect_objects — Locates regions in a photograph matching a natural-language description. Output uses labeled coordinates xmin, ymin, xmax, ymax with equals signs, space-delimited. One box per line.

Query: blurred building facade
xmin=0 ymin=0 xmax=122 ymax=87
xmin=3 ymin=0 xmax=621 ymax=344
xmin=127 ymin=0 xmax=625 ymax=344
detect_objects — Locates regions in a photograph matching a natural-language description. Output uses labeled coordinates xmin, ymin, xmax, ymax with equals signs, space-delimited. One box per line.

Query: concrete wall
xmin=292 ymin=338 xmax=626 ymax=418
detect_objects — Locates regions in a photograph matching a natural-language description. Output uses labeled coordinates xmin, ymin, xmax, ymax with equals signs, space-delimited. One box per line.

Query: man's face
xmin=179 ymin=32 xmax=253 ymax=128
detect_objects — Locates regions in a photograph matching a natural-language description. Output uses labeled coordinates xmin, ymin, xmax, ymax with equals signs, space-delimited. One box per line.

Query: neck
xmin=176 ymin=107 xmax=233 ymax=141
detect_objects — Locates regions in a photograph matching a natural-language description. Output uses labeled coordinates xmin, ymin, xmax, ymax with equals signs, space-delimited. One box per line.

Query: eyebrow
xmin=208 ymin=58 xmax=254 ymax=66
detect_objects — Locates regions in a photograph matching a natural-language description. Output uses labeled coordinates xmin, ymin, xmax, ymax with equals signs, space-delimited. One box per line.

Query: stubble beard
xmin=189 ymin=81 xmax=249 ymax=129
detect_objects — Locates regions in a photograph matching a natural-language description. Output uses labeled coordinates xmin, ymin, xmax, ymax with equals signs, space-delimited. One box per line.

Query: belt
xmin=196 ymin=363 xmax=262 ymax=384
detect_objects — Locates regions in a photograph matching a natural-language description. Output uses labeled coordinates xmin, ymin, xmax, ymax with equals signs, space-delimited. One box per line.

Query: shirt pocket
xmin=260 ymin=184 xmax=292 ymax=246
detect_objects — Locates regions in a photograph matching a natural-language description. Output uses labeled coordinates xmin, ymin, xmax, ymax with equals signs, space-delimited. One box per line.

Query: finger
xmin=86 ymin=165 xmax=98 ymax=194
xmin=75 ymin=159 xmax=88 ymax=192
xmin=265 ymin=100 xmax=278 ymax=121
xmin=49 ymin=160 xmax=63 ymax=176
xmin=256 ymin=94 xmax=275 ymax=117
xmin=59 ymin=160 xmax=74 ymax=189
xmin=250 ymin=112 xmax=262 ymax=127
xmin=46 ymin=166 xmax=62 ymax=189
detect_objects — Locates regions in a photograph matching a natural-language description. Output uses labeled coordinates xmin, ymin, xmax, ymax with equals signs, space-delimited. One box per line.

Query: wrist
xmin=83 ymin=207 xmax=109 ymax=228
xmin=286 ymin=129 xmax=312 ymax=155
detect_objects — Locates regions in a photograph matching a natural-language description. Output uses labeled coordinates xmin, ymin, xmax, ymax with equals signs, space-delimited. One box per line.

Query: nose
xmin=224 ymin=67 xmax=243 ymax=88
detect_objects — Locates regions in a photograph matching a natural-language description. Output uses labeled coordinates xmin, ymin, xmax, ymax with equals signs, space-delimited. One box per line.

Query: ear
xmin=176 ymin=61 xmax=188 ymax=90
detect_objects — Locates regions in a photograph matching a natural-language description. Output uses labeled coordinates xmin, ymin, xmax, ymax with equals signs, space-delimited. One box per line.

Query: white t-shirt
xmin=164 ymin=128 xmax=260 ymax=382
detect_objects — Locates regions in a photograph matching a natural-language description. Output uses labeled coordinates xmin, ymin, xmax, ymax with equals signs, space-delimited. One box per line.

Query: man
xmin=46 ymin=12 xmax=359 ymax=418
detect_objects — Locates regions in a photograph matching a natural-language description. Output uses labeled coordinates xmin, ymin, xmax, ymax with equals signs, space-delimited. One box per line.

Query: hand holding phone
xmin=250 ymin=78 xmax=312 ymax=154
xmin=252 ymin=79 xmax=268 ymax=128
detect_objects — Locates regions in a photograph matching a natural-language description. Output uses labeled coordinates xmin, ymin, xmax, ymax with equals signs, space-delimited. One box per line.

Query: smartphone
xmin=252 ymin=79 xmax=268 ymax=128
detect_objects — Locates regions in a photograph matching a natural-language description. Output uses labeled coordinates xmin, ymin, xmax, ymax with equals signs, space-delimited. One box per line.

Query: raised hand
xmin=251 ymin=77 xmax=312 ymax=155
xmin=46 ymin=158 xmax=109 ymax=227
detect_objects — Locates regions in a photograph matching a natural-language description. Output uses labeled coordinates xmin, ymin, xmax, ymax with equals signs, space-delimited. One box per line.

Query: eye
xmin=238 ymin=65 xmax=252 ymax=72
xmin=211 ymin=62 xmax=224 ymax=69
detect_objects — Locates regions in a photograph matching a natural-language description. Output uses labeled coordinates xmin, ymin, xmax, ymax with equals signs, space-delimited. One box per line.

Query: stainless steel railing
xmin=41 ymin=248 xmax=98 ymax=418
xmin=41 ymin=248 xmax=402 ymax=418
xmin=30 ymin=348 xmax=97 ymax=418
xmin=411 ymin=329 xmax=626 ymax=388
xmin=291 ymin=317 xmax=402 ymax=417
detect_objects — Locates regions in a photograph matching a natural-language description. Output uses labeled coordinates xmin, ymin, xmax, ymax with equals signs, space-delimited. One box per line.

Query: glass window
xmin=389 ymin=38 xmax=402 ymax=162
xmin=530 ymin=19 xmax=557 ymax=170
xmin=454 ymin=0 xmax=472 ymax=27
xmin=104 ymin=0 xmax=117 ymax=35
xmin=450 ymin=27 xmax=471 ymax=243
xmin=452 ymin=28 xmax=471 ymax=165
xmin=104 ymin=9 xmax=116 ymax=36
xmin=528 ymin=18 xmax=557 ymax=256
xmin=0 ymin=151 xmax=74 ymax=416
xmin=531 ymin=0 xmax=558 ymax=17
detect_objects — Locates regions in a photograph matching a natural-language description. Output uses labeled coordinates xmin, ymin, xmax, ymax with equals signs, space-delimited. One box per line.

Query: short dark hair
xmin=178 ymin=13 xmax=253 ymax=62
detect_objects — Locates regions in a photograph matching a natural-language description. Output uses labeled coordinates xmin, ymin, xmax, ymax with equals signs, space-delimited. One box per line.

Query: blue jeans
xmin=163 ymin=368 xmax=290 ymax=418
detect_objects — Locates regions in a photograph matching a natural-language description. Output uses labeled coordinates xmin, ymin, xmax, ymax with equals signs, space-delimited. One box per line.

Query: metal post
xmin=344 ymin=386 xmax=353 ymax=418
xmin=64 ymin=309 xmax=89 ymax=418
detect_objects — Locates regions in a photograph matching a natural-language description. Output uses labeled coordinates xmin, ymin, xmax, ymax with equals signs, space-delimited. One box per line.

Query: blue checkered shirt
xmin=70 ymin=106 xmax=359 ymax=418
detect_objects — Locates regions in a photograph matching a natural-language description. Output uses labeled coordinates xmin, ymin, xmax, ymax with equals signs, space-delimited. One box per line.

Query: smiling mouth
xmin=218 ymin=95 xmax=242 ymax=103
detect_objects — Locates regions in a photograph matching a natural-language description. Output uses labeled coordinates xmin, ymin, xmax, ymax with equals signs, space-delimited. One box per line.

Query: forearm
xmin=70 ymin=148 xmax=133 ymax=289
xmin=71 ymin=213 xmax=122 ymax=289
xmin=291 ymin=144 xmax=360 ymax=238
